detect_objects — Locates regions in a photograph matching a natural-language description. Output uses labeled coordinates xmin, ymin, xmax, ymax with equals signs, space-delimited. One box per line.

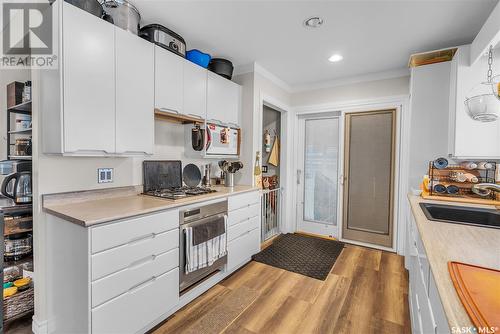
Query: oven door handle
xmin=181 ymin=213 xmax=227 ymax=228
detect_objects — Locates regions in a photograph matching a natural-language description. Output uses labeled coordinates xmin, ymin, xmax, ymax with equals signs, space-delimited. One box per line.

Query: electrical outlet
xmin=97 ymin=168 xmax=113 ymax=184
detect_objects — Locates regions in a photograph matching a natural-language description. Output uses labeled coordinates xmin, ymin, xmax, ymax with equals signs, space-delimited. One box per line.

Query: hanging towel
xmin=185 ymin=216 xmax=227 ymax=273
xmin=268 ymin=136 xmax=280 ymax=167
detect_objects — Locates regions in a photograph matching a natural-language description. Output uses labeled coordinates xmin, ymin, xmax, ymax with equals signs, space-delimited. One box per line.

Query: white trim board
xmin=234 ymin=62 xmax=410 ymax=94
xmin=292 ymin=68 xmax=410 ymax=93
xmin=291 ymin=95 xmax=410 ymax=255
xmin=234 ymin=62 xmax=293 ymax=93
xmin=258 ymin=93 xmax=294 ymax=234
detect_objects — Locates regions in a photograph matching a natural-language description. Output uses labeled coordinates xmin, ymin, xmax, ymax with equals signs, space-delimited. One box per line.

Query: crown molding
xmin=234 ymin=62 xmax=293 ymax=93
xmin=291 ymin=68 xmax=410 ymax=93
xmin=233 ymin=63 xmax=410 ymax=95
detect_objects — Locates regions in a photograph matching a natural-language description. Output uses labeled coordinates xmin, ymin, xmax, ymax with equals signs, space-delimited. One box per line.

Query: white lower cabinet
xmin=407 ymin=209 xmax=450 ymax=334
xmin=46 ymin=191 xmax=261 ymax=333
xmin=228 ymin=228 xmax=260 ymax=271
xmin=92 ymin=267 xmax=179 ymax=334
xmin=226 ymin=191 xmax=262 ymax=271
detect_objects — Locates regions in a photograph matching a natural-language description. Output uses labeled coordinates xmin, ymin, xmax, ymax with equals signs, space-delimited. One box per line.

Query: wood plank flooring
xmin=152 ymin=244 xmax=411 ymax=334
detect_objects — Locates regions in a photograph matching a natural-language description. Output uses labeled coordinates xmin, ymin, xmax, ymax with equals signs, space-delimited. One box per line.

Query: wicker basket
xmin=3 ymin=286 xmax=34 ymax=321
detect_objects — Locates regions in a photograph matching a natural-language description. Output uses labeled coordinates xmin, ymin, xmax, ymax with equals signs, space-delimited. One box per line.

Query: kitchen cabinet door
xmin=115 ymin=27 xmax=154 ymax=155
xmin=450 ymin=45 xmax=500 ymax=158
xmin=207 ymin=72 xmax=241 ymax=126
xmin=183 ymin=60 xmax=207 ymax=120
xmin=62 ymin=2 xmax=115 ymax=153
xmin=155 ymin=46 xmax=184 ymax=114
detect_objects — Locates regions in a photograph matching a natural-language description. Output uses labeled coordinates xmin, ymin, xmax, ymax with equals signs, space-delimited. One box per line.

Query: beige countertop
xmin=43 ymin=185 xmax=259 ymax=227
xmin=408 ymin=194 xmax=500 ymax=330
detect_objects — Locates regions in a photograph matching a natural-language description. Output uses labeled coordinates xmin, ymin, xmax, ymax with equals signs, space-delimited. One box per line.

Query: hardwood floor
xmin=152 ymin=244 xmax=411 ymax=334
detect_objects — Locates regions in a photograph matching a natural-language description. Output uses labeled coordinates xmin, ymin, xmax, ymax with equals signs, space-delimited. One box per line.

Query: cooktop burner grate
xmin=143 ymin=186 xmax=217 ymax=200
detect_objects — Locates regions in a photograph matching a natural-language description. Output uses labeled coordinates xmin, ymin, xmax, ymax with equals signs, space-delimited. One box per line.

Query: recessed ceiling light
xmin=328 ymin=54 xmax=343 ymax=62
xmin=304 ymin=17 xmax=324 ymax=28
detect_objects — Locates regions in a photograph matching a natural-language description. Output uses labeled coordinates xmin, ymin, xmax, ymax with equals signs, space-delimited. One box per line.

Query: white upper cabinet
xmin=115 ymin=27 xmax=154 ymax=155
xmin=42 ymin=2 xmax=155 ymax=156
xmin=183 ymin=60 xmax=207 ymax=120
xmin=155 ymin=46 xmax=184 ymax=114
xmin=449 ymin=45 xmax=500 ymax=158
xmin=62 ymin=2 xmax=115 ymax=154
xmin=207 ymin=72 xmax=241 ymax=126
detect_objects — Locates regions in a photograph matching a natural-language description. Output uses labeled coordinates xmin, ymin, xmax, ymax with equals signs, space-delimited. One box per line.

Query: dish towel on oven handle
xmin=185 ymin=215 xmax=228 ymax=273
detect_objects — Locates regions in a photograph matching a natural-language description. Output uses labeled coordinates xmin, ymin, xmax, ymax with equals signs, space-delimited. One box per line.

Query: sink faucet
xmin=471 ymin=183 xmax=500 ymax=196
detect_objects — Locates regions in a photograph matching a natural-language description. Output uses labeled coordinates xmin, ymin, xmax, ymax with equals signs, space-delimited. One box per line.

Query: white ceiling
xmin=135 ymin=0 xmax=498 ymax=89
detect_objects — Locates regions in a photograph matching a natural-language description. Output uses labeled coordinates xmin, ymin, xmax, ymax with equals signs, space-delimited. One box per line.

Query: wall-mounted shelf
xmin=154 ymin=108 xmax=204 ymax=125
xmin=7 ymin=101 xmax=31 ymax=114
xmin=8 ymin=129 xmax=32 ymax=135
xmin=8 ymin=156 xmax=32 ymax=160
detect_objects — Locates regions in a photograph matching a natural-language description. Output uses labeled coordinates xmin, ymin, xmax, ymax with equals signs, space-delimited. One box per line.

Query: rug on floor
xmin=252 ymin=233 xmax=345 ymax=280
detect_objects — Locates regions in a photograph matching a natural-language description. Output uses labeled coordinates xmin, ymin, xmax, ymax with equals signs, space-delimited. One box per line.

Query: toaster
xmin=139 ymin=24 xmax=186 ymax=57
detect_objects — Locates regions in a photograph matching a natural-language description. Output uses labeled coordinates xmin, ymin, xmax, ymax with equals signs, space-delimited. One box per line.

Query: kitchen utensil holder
xmin=427 ymin=162 xmax=497 ymax=200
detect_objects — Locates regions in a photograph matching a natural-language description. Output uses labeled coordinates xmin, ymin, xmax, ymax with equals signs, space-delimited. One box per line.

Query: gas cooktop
xmin=143 ymin=186 xmax=217 ymax=200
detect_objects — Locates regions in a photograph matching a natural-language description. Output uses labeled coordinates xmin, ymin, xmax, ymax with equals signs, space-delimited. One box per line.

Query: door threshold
xmin=295 ymin=231 xmax=338 ymax=241
xmin=339 ymin=237 xmax=396 ymax=253
xmin=260 ymin=234 xmax=281 ymax=250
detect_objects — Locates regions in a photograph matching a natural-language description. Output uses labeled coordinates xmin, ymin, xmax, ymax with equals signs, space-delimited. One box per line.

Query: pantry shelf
xmin=7 ymin=101 xmax=31 ymax=114
xmin=8 ymin=156 xmax=32 ymax=160
xmin=8 ymin=129 xmax=32 ymax=135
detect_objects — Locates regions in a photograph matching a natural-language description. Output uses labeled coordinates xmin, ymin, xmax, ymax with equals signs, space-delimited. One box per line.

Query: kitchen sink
xmin=419 ymin=203 xmax=500 ymax=229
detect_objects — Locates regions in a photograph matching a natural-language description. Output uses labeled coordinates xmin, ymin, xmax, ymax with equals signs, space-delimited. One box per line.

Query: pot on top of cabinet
xmin=208 ymin=58 xmax=234 ymax=80
xmin=64 ymin=0 xmax=105 ymax=18
xmin=101 ymin=0 xmax=141 ymax=34
xmin=139 ymin=24 xmax=186 ymax=57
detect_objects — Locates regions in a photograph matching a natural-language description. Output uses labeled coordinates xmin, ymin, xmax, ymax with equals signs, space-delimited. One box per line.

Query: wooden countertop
xmin=408 ymin=194 xmax=500 ymax=330
xmin=43 ymin=185 xmax=259 ymax=227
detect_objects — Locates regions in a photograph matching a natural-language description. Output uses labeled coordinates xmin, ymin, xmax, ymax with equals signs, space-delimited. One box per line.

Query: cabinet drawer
xmin=228 ymin=191 xmax=260 ymax=211
xmin=92 ymin=248 xmax=178 ymax=307
xmin=429 ymin=273 xmax=450 ymax=334
xmin=227 ymin=227 xmax=260 ymax=271
xmin=92 ymin=267 xmax=179 ymax=334
xmin=415 ymin=233 xmax=430 ymax=288
xmin=416 ymin=266 xmax=436 ymax=334
xmin=92 ymin=229 xmax=178 ymax=280
xmin=414 ymin=292 xmax=424 ymax=334
xmin=91 ymin=209 xmax=179 ymax=253
xmin=228 ymin=203 xmax=260 ymax=227
xmin=228 ymin=216 xmax=260 ymax=242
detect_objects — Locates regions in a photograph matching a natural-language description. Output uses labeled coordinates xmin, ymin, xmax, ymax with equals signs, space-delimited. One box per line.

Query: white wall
xmin=408 ymin=62 xmax=451 ymax=189
xmin=0 ymin=69 xmax=31 ymax=160
xmin=232 ymin=72 xmax=255 ymax=185
xmin=291 ymin=76 xmax=410 ymax=108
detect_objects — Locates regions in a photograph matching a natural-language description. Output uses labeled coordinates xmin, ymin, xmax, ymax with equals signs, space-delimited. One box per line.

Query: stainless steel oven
xmin=179 ymin=201 xmax=228 ymax=293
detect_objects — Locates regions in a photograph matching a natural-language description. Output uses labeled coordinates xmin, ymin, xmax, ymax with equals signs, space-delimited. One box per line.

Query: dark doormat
xmin=252 ymin=233 xmax=345 ymax=280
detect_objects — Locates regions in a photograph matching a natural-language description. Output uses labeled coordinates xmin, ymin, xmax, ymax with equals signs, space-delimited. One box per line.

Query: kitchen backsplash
xmin=39 ymin=120 xmax=236 ymax=194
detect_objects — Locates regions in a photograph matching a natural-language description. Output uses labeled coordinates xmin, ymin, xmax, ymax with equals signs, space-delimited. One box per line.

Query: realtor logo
xmin=1 ymin=1 xmax=56 ymax=68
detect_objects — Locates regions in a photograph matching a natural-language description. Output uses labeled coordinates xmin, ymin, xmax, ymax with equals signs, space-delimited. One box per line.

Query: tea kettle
xmin=1 ymin=172 xmax=32 ymax=204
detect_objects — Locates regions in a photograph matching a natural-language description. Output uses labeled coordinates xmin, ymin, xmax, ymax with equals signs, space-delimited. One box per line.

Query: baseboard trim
xmin=32 ymin=316 xmax=48 ymax=334
xmin=295 ymin=231 xmax=338 ymax=241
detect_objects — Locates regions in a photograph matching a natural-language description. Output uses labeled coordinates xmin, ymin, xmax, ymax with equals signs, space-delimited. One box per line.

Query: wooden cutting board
xmin=448 ymin=262 xmax=500 ymax=331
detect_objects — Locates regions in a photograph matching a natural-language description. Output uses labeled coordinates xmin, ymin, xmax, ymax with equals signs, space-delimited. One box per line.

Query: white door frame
xmin=295 ymin=113 xmax=341 ymax=238
xmin=293 ymin=95 xmax=410 ymax=253
xmin=258 ymin=92 xmax=293 ymax=234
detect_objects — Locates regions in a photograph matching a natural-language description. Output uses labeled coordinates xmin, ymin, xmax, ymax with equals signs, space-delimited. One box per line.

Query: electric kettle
xmin=1 ymin=172 xmax=32 ymax=204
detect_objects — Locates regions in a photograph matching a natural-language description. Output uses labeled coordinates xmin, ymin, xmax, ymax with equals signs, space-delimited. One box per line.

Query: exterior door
xmin=342 ymin=110 xmax=396 ymax=248
xmin=297 ymin=116 xmax=340 ymax=238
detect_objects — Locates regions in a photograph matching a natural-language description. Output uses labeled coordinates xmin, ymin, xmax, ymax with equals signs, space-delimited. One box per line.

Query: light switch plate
xmin=98 ymin=168 xmax=113 ymax=183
